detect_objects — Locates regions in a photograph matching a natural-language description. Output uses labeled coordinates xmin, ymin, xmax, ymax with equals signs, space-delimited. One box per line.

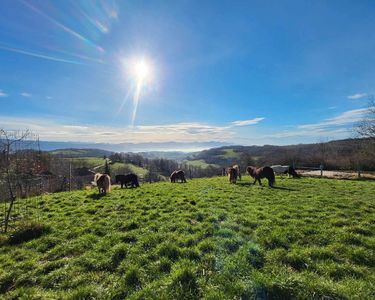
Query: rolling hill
xmin=0 ymin=176 xmax=374 ymax=299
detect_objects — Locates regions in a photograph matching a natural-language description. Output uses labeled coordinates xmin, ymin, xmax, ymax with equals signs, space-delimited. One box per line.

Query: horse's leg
xmin=253 ymin=178 xmax=257 ymax=185
xmin=258 ymin=178 xmax=262 ymax=185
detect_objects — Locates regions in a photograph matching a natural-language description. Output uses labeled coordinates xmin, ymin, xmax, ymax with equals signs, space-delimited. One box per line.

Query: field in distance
xmin=0 ymin=176 xmax=374 ymax=299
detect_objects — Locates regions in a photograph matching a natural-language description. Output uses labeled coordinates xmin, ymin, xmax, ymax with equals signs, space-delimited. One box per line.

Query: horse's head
xmin=246 ymin=166 xmax=255 ymax=176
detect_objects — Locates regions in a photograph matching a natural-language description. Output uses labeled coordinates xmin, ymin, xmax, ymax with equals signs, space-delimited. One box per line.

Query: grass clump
xmin=168 ymin=260 xmax=200 ymax=300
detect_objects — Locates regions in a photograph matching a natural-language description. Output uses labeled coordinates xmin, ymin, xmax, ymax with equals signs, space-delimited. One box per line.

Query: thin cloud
xmin=0 ymin=117 xmax=235 ymax=143
xmin=231 ymin=117 xmax=265 ymax=127
xmin=347 ymin=93 xmax=367 ymax=100
xmin=0 ymin=90 xmax=8 ymax=97
xmin=46 ymin=96 xmax=53 ymax=100
xmin=20 ymin=92 xmax=32 ymax=97
xmin=269 ymin=108 xmax=367 ymax=139
xmin=298 ymin=108 xmax=367 ymax=130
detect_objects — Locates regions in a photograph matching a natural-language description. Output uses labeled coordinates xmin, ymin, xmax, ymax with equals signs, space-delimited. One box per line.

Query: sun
xmin=119 ymin=56 xmax=155 ymax=126
xmin=133 ymin=59 xmax=151 ymax=81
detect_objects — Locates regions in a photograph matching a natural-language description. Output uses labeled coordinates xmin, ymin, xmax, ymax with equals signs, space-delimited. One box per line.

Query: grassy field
xmin=70 ymin=157 xmax=149 ymax=177
xmin=184 ymin=160 xmax=220 ymax=169
xmin=0 ymin=177 xmax=374 ymax=299
xmin=220 ymin=148 xmax=239 ymax=159
xmin=110 ymin=163 xmax=149 ymax=177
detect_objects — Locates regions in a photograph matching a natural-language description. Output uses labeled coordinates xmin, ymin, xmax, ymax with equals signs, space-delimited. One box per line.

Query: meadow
xmin=0 ymin=176 xmax=374 ymax=299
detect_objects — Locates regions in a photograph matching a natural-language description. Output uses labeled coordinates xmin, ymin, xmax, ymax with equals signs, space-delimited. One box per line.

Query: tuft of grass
xmin=124 ymin=266 xmax=142 ymax=289
xmin=158 ymin=243 xmax=181 ymax=261
xmin=169 ymin=260 xmax=200 ymax=299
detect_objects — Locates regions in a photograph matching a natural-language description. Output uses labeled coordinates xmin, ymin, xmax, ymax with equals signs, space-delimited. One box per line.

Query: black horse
xmin=115 ymin=174 xmax=140 ymax=188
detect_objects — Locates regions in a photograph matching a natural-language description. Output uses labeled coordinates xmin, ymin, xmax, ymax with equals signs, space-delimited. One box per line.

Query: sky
xmin=0 ymin=0 xmax=374 ymax=148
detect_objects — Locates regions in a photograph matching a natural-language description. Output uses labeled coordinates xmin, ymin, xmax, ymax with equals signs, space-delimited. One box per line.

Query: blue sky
xmin=0 ymin=0 xmax=374 ymax=147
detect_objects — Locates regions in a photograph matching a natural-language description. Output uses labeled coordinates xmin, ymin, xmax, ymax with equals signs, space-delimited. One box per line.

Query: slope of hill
xmin=1 ymin=177 xmax=374 ymax=299
xmin=50 ymin=148 xmax=113 ymax=158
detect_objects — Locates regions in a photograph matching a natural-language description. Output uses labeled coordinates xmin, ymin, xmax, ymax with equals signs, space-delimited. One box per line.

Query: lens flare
xmin=119 ymin=57 xmax=153 ymax=126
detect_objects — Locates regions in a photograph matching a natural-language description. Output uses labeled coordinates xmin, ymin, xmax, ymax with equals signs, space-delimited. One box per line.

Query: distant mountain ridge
xmin=38 ymin=140 xmax=229 ymax=152
xmin=49 ymin=148 xmax=113 ymax=158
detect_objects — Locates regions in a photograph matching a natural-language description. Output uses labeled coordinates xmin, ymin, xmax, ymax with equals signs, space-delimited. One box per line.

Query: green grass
xmin=184 ymin=159 xmax=219 ymax=169
xmin=220 ymin=148 xmax=239 ymax=159
xmin=1 ymin=177 xmax=374 ymax=299
xmin=70 ymin=158 xmax=149 ymax=177
xmin=70 ymin=157 xmax=105 ymax=167
xmin=110 ymin=162 xmax=149 ymax=177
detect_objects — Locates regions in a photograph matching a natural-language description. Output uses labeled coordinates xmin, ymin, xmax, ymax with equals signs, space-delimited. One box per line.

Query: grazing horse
xmin=247 ymin=166 xmax=275 ymax=187
xmin=115 ymin=174 xmax=140 ymax=188
xmin=170 ymin=170 xmax=187 ymax=183
xmin=94 ymin=173 xmax=111 ymax=194
xmin=232 ymin=164 xmax=241 ymax=180
xmin=271 ymin=165 xmax=300 ymax=178
xmin=228 ymin=167 xmax=238 ymax=184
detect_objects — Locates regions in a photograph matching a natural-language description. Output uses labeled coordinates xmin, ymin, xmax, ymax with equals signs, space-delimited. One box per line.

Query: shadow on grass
xmin=88 ymin=193 xmax=106 ymax=200
xmin=7 ymin=222 xmax=50 ymax=245
xmin=236 ymin=181 xmax=253 ymax=186
xmin=235 ymin=181 xmax=297 ymax=191
xmin=272 ymin=186 xmax=298 ymax=191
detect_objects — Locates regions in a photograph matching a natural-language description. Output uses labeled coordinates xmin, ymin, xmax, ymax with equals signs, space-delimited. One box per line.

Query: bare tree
xmin=0 ymin=129 xmax=40 ymax=233
xmin=357 ymin=97 xmax=375 ymax=139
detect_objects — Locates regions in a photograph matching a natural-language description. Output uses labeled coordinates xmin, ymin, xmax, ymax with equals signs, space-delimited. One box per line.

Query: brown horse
xmin=170 ymin=170 xmax=187 ymax=183
xmin=94 ymin=173 xmax=111 ymax=194
xmin=246 ymin=166 xmax=275 ymax=187
xmin=228 ymin=167 xmax=238 ymax=183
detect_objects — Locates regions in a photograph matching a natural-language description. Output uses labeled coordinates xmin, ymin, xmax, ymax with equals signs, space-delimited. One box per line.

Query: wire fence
xmin=0 ymin=173 xmax=96 ymax=233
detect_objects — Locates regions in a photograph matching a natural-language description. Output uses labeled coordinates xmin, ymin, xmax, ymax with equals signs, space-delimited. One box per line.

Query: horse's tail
xmin=270 ymin=171 xmax=275 ymax=186
xmin=105 ymin=175 xmax=111 ymax=193
xmin=290 ymin=167 xmax=300 ymax=178
xmin=267 ymin=167 xmax=275 ymax=187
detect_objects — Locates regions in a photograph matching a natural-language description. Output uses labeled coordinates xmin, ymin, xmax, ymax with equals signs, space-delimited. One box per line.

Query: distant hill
xmin=137 ymin=151 xmax=192 ymax=161
xmin=188 ymin=138 xmax=375 ymax=170
xmin=47 ymin=138 xmax=374 ymax=171
xmin=49 ymin=148 xmax=113 ymax=158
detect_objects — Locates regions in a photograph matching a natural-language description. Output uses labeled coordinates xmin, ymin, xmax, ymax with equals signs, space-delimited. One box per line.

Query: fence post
xmin=320 ymin=164 xmax=323 ymax=177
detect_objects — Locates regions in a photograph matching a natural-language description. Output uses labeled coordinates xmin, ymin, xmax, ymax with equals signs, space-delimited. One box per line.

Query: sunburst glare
xmin=120 ymin=57 xmax=154 ymax=126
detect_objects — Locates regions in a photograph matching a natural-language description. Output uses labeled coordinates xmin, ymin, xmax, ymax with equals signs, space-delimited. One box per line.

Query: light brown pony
xmin=232 ymin=164 xmax=241 ymax=180
xmin=170 ymin=170 xmax=187 ymax=183
xmin=228 ymin=167 xmax=238 ymax=184
xmin=94 ymin=173 xmax=111 ymax=194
